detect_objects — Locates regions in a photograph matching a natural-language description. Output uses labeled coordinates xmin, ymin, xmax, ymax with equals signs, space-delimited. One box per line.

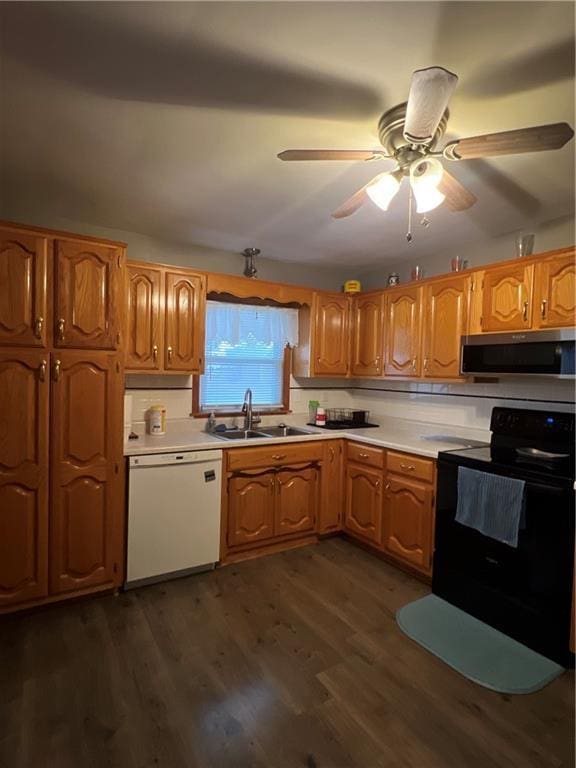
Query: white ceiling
xmin=1 ymin=2 xmax=574 ymax=267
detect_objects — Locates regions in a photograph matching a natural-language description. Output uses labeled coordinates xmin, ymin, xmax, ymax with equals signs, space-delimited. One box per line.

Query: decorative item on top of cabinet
xmin=0 ymin=226 xmax=48 ymax=347
xmin=312 ymin=292 xmax=351 ymax=376
xmin=319 ymin=440 xmax=344 ymax=534
xmin=126 ymin=262 xmax=163 ymax=371
xmin=164 ymin=269 xmax=206 ymax=372
xmin=480 ymin=262 xmax=534 ymax=332
xmin=49 ymin=350 xmax=124 ymax=595
xmin=351 ymin=291 xmax=385 ymax=377
xmin=54 ymin=239 xmax=124 ymax=349
xmin=533 ymin=248 xmax=576 ymax=329
xmin=383 ymin=284 xmax=422 ymax=377
xmin=0 ymin=350 xmax=49 ymax=608
xmin=421 ymin=275 xmax=470 ymax=379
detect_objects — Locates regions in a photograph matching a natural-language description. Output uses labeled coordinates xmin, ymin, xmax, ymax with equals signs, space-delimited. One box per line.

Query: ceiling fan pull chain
xmin=406 ymin=187 xmax=413 ymax=242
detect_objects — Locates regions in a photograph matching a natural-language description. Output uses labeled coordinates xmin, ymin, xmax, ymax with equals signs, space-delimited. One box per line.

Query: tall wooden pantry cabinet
xmin=0 ymin=222 xmax=126 ymax=613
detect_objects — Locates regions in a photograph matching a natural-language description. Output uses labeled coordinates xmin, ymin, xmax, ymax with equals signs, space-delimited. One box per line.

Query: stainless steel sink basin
xmin=260 ymin=426 xmax=314 ymax=438
xmin=215 ymin=429 xmax=269 ymax=440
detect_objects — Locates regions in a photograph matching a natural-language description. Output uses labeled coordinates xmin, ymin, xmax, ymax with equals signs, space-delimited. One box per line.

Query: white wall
xmin=359 ymin=215 xmax=575 ymax=287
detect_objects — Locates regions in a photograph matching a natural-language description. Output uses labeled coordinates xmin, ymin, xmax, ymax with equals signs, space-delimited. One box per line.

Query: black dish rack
xmin=307 ymin=408 xmax=379 ymax=430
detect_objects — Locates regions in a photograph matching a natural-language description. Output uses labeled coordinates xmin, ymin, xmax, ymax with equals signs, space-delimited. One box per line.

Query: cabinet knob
xmin=34 ymin=316 xmax=44 ymax=339
xmin=271 ymin=454 xmax=287 ymax=461
xmin=53 ymin=359 xmax=61 ymax=382
xmin=522 ymin=301 xmax=529 ymax=322
xmin=423 ymin=357 xmax=429 ymax=373
xmin=38 ymin=359 xmax=47 ymax=382
xmin=540 ymin=299 xmax=547 ymax=319
xmin=359 ymin=452 xmax=369 ymax=458
xmin=56 ymin=318 xmax=65 ymax=343
xmin=167 ymin=346 xmax=173 ymax=362
xmin=400 ymin=463 xmax=416 ymax=471
xmin=385 ymin=482 xmax=391 ymax=491
xmin=411 ymin=358 xmax=417 ymax=372
xmin=152 ymin=344 xmax=159 ymax=361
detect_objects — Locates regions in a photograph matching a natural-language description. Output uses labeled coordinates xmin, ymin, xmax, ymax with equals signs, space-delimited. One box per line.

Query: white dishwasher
xmin=126 ymin=449 xmax=222 ymax=588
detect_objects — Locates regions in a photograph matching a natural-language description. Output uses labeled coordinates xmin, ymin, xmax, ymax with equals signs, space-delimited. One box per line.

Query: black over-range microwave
xmin=461 ymin=329 xmax=575 ymax=377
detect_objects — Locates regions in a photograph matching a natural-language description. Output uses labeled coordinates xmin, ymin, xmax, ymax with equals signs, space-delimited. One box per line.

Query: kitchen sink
xmin=260 ymin=426 xmax=315 ymax=438
xmin=215 ymin=429 xmax=269 ymax=440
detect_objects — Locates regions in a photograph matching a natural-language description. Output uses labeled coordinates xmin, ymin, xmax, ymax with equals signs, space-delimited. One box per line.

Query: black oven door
xmin=433 ymin=457 xmax=574 ymax=665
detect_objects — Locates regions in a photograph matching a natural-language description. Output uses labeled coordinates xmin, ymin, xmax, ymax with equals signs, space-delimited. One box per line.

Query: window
xmin=196 ymin=301 xmax=298 ymax=413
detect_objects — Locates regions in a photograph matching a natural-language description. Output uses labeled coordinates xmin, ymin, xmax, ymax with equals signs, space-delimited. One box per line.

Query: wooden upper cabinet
xmin=164 ymin=270 xmax=206 ymax=372
xmin=0 ymin=227 xmax=48 ymax=347
xmin=319 ymin=440 xmax=344 ymax=534
xmin=313 ymin=293 xmax=350 ymax=376
xmin=383 ymin=285 xmax=422 ymax=377
xmin=0 ymin=350 xmax=49 ymax=608
xmin=533 ymin=250 xmax=576 ymax=329
xmin=422 ymin=275 xmax=469 ymax=379
xmin=351 ymin=292 xmax=385 ymax=377
xmin=126 ymin=263 xmax=163 ymax=371
xmin=344 ymin=463 xmax=382 ymax=545
xmin=227 ymin=472 xmax=275 ymax=548
xmin=49 ymin=350 xmax=123 ymax=594
xmin=54 ymin=239 xmax=123 ymax=350
xmin=383 ymin=475 xmax=434 ymax=574
xmin=275 ymin=467 xmax=317 ymax=537
xmin=481 ymin=263 xmax=534 ymax=332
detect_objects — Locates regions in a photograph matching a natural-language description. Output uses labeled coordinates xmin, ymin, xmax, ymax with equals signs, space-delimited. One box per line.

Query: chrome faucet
xmin=241 ymin=388 xmax=261 ymax=431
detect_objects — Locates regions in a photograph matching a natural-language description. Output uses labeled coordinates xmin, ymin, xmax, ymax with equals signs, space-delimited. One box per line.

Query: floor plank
xmin=0 ymin=539 xmax=573 ymax=767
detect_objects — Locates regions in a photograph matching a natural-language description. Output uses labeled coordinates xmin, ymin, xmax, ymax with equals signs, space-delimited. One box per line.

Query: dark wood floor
xmin=1 ymin=538 xmax=574 ymax=768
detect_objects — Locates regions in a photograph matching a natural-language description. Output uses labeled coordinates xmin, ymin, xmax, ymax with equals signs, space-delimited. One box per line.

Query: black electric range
xmin=433 ymin=407 xmax=575 ymax=665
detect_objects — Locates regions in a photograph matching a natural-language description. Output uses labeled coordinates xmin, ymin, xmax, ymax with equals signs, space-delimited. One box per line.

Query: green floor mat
xmin=396 ymin=594 xmax=564 ymax=694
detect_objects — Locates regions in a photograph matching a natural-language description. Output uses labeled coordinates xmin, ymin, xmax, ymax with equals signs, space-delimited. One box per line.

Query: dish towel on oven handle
xmin=455 ymin=466 xmax=526 ymax=548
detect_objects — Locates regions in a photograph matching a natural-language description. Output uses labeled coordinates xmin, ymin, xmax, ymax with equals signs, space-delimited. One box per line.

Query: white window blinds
xmin=200 ymin=301 xmax=298 ymax=410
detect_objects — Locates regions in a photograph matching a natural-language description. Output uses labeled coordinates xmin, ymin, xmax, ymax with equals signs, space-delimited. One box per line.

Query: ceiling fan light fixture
xmin=366 ymin=171 xmax=402 ymax=211
xmin=410 ymin=158 xmax=445 ymax=213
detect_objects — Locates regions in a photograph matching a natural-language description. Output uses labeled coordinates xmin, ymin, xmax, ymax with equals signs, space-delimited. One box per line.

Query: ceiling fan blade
xmin=404 ymin=66 xmax=458 ymax=145
xmin=278 ymin=149 xmax=384 ymax=161
xmin=444 ymin=122 xmax=574 ymax=160
xmin=438 ymin=168 xmax=477 ymax=211
xmin=331 ymin=172 xmax=393 ymax=219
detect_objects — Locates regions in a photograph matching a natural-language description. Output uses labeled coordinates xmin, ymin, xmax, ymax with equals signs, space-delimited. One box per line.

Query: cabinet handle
xmin=385 ymin=482 xmax=390 ymax=491
xmin=272 ymin=454 xmax=287 ymax=460
xmin=411 ymin=357 xmax=417 ymax=372
xmin=53 ymin=359 xmax=61 ymax=382
xmin=34 ymin=316 xmax=44 ymax=339
xmin=423 ymin=357 xmax=429 ymax=373
xmin=328 ymin=447 xmax=335 ymax=462
xmin=152 ymin=345 xmax=158 ymax=361
xmin=359 ymin=452 xmax=370 ymax=458
xmin=375 ymin=480 xmax=381 ymax=489
xmin=540 ymin=299 xmax=547 ymax=319
xmin=522 ymin=301 xmax=528 ymax=322
xmin=38 ymin=359 xmax=47 ymax=382
xmin=167 ymin=346 xmax=173 ymax=362
xmin=400 ymin=463 xmax=416 ymax=471
xmin=56 ymin=318 xmax=65 ymax=343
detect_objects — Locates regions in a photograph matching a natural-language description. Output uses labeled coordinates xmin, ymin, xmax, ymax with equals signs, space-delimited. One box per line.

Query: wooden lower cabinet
xmin=0 ymin=350 xmax=49 ymax=607
xmin=50 ymin=351 xmax=124 ymax=594
xmin=227 ymin=472 xmax=275 ymax=547
xmin=319 ymin=440 xmax=344 ymax=533
xmin=383 ymin=475 xmax=434 ymax=573
xmin=275 ymin=467 xmax=318 ymax=536
xmin=344 ymin=463 xmax=383 ymax=545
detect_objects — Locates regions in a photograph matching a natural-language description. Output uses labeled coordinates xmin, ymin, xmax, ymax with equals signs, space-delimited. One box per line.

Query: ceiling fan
xmin=277 ymin=66 xmax=574 ymax=220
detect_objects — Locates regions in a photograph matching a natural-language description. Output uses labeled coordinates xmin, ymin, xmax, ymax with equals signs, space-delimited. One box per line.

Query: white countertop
xmin=124 ymin=415 xmax=490 ymax=460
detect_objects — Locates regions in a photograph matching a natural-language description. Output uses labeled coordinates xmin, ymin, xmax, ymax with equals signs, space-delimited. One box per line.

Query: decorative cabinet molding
xmin=480 ymin=263 xmax=534 ymax=332
xmin=383 ymin=285 xmax=422 ymax=377
xmin=126 ymin=263 xmax=163 ymax=371
xmin=351 ymin=292 xmax=385 ymax=377
xmin=383 ymin=475 xmax=434 ymax=573
xmin=164 ymin=270 xmax=205 ymax=372
xmin=344 ymin=463 xmax=383 ymax=545
xmin=319 ymin=440 xmax=344 ymax=533
xmin=312 ymin=292 xmax=351 ymax=376
xmin=533 ymin=250 xmax=576 ymax=329
xmin=421 ymin=275 xmax=469 ymax=379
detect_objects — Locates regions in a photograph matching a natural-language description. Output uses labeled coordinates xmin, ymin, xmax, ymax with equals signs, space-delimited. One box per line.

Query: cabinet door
xmin=319 ymin=441 xmax=343 ymax=533
xmin=0 ymin=351 xmax=49 ymax=608
xmin=164 ymin=270 xmax=206 ymax=372
xmin=275 ymin=466 xmax=318 ymax=537
xmin=50 ymin=351 xmax=124 ymax=594
xmin=312 ymin=293 xmax=350 ymax=376
xmin=54 ymin=239 xmax=122 ymax=349
xmin=481 ymin=263 xmax=534 ymax=332
xmin=126 ymin=263 xmax=163 ymax=371
xmin=422 ymin=276 xmax=469 ymax=378
xmin=383 ymin=286 xmax=422 ymax=377
xmin=0 ymin=228 xmax=48 ymax=347
xmin=227 ymin=472 xmax=275 ymax=547
xmin=344 ymin=463 xmax=382 ymax=545
xmin=351 ymin=293 xmax=384 ymax=377
xmin=534 ymin=251 xmax=576 ymax=329
xmin=383 ymin=475 xmax=434 ymax=573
